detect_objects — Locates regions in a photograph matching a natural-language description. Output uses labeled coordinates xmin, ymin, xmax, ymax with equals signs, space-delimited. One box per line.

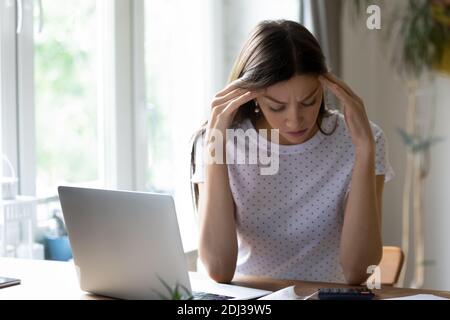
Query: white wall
xmin=341 ymin=0 xmax=450 ymax=290
xmin=423 ymin=75 xmax=450 ymax=290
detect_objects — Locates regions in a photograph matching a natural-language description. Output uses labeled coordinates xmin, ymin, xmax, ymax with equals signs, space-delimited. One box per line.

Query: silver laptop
xmin=58 ymin=186 xmax=271 ymax=300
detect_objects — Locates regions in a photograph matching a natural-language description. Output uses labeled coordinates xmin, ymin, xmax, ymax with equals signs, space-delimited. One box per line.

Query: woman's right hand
xmin=199 ymin=81 xmax=254 ymax=282
xmin=207 ymin=80 xmax=259 ymax=141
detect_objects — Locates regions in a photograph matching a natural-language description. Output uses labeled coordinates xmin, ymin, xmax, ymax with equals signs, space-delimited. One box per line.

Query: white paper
xmin=384 ymin=294 xmax=449 ymax=300
xmin=258 ymin=286 xmax=317 ymax=300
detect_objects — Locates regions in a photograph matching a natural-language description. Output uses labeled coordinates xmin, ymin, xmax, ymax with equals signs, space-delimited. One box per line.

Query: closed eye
xmin=269 ymin=98 xmax=317 ymax=111
xmin=302 ymin=99 xmax=316 ymax=107
xmin=269 ymin=105 xmax=286 ymax=112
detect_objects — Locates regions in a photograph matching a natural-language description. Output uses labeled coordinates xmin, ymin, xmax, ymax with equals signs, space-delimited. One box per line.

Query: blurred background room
xmin=1 ymin=0 xmax=449 ymax=291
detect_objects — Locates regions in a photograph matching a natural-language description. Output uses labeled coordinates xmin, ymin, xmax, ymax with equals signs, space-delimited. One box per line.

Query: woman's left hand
xmin=319 ymin=73 xmax=375 ymax=155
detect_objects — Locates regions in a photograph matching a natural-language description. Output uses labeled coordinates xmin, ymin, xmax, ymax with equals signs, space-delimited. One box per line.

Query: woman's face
xmin=256 ymin=74 xmax=323 ymax=145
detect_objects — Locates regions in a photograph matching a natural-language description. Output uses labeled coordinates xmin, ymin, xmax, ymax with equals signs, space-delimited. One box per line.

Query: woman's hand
xmin=319 ymin=73 xmax=375 ymax=156
xmin=199 ymin=81 xmax=257 ymax=281
xmin=207 ymin=80 xmax=259 ymax=145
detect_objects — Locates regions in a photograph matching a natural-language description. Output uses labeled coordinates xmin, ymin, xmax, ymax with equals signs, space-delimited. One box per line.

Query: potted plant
xmin=153 ymin=276 xmax=193 ymax=300
xmin=431 ymin=0 xmax=450 ymax=74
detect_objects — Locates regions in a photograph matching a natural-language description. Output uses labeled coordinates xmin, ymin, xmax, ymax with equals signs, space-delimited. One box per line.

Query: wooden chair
xmin=378 ymin=246 xmax=405 ymax=286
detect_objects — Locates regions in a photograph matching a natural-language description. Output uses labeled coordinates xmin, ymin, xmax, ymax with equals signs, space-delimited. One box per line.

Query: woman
xmin=190 ymin=20 xmax=394 ymax=285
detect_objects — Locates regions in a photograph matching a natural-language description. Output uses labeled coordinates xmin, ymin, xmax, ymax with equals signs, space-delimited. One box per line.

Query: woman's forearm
xmin=198 ymin=162 xmax=238 ymax=283
xmin=340 ymin=147 xmax=383 ymax=285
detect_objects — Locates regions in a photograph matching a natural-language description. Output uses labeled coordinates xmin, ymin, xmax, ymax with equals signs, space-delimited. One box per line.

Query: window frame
xmin=16 ymin=0 xmax=36 ymax=196
xmin=2 ymin=0 xmax=209 ymax=254
xmin=95 ymin=0 xmax=148 ymax=191
xmin=0 ymin=0 xmax=20 ymax=187
xmin=1 ymin=0 xmax=148 ymax=198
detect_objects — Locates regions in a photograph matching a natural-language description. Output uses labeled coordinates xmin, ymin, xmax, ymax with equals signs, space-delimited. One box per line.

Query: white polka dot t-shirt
xmin=191 ymin=110 xmax=394 ymax=283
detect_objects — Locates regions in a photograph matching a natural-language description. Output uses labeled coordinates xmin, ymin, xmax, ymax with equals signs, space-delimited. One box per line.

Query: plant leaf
xmin=397 ymin=128 xmax=416 ymax=146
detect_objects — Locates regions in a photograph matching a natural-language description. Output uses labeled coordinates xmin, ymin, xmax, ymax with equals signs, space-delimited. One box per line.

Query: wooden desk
xmin=1 ymin=258 xmax=450 ymax=300
xmin=232 ymin=275 xmax=450 ymax=300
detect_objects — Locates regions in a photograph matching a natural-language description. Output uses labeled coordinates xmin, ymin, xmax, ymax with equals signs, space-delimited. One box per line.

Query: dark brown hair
xmin=190 ymin=20 xmax=337 ymax=212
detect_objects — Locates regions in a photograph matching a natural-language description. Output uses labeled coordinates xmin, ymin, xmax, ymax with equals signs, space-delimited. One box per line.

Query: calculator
xmin=318 ymin=288 xmax=375 ymax=300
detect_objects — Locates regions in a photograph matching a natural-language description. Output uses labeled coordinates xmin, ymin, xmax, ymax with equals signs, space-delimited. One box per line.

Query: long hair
xmin=190 ymin=20 xmax=337 ymax=213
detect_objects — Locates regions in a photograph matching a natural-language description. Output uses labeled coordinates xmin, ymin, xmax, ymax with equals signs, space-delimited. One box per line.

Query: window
xmin=143 ymin=0 xmax=214 ymax=251
xmin=1 ymin=0 xmax=117 ymax=257
xmin=1 ymin=0 xmax=302 ymax=258
xmin=34 ymin=0 xmax=102 ymax=198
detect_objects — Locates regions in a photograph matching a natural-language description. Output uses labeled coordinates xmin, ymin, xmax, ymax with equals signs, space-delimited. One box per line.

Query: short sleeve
xmin=345 ymin=123 xmax=395 ymax=198
xmin=373 ymin=125 xmax=395 ymax=183
xmin=191 ymin=133 xmax=206 ymax=184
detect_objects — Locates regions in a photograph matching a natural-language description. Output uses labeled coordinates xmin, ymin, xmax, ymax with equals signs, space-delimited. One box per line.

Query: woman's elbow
xmin=342 ymin=258 xmax=383 ymax=286
xmin=340 ymin=247 xmax=383 ymax=285
xmin=207 ymin=269 xmax=235 ymax=284
xmin=199 ymin=253 xmax=236 ymax=284
xmin=203 ymin=262 xmax=236 ymax=283
xmin=343 ymin=271 xmax=369 ymax=286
